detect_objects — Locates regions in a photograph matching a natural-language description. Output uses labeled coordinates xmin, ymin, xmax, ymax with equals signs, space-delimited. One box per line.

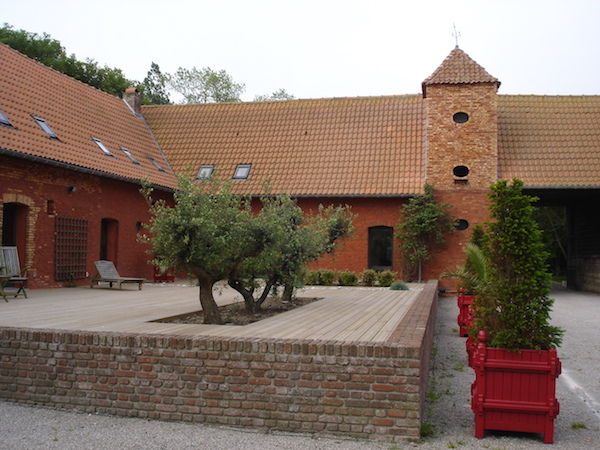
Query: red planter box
xmin=471 ymin=332 xmax=561 ymax=444
xmin=457 ymin=288 xmax=475 ymax=337
xmin=153 ymin=267 xmax=175 ymax=282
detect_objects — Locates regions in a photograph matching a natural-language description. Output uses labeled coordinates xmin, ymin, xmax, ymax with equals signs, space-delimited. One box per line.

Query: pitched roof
xmin=498 ymin=95 xmax=600 ymax=188
xmin=143 ymin=95 xmax=425 ymax=196
xmin=0 ymin=43 xmax=176 ymax=189
xmin=422 ymin=47 xmax=500 ymax=95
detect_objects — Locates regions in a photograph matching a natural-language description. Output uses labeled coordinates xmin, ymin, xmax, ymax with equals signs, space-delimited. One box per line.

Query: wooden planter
xmin=457 ymin=288 xmax=475 ymax=337
xmin=471 ymin=331 xmax=561 ymax=444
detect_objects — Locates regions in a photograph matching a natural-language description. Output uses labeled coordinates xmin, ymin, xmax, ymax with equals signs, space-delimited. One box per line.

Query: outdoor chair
xmin=0 ymin=246 xmax=29 ymax=302
xmin=90 ymin=260 xmax=145 ymax=290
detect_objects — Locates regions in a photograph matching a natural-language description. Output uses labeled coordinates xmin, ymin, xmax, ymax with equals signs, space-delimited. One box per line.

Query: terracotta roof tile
xmin=143 ymin=96 xmax=425 ymax=196
xmin=498 ymin=95 xmax=600 ymax=187
xmin=0 ymin=43 xmax=176 ymax=189
xmin=422 ymin=47 xmax=500 ymax=94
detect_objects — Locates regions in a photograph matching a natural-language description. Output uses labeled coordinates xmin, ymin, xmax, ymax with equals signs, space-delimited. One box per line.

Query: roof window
xmin=196 ymin=165 xmax=215 ymax=180
xmin=33 ymin=115 xmax=58 ymax=139
xmin=92 ymin=137 xmax=114 ymax=157
xmin=233 ymin=164 xmax=251 ymax=180
xmin=120 ymin=147 xmax=140 ymax=165
xmin=147 ymin=156 xmax=166 ymax=173
xmin=0 ymin=110 xmax=13 ymax=128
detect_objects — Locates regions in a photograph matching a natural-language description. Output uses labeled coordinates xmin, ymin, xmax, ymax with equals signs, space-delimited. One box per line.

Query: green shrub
xmin=360 ymin=269 xmax=377 ymax=286
xmin=338 ymin=270 xmax=359 ymax=286
xmin=389 ymin=280 xmax=409 ymax=290
xmin=304 ymin=270 xmax=321 ymax=286
xmin=377 ymin=270 xmax=397 ymax=287
xmin=320 ymin=270 xmax=338 ymax=286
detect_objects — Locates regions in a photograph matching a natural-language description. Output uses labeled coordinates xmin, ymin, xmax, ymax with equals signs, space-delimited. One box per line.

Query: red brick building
xmin=2 ymin=44 xmax=600 ymax=290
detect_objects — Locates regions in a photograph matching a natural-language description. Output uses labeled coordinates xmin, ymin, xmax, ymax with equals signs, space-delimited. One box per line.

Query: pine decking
xmin=0 ymin=281 xmax=425 ymax=343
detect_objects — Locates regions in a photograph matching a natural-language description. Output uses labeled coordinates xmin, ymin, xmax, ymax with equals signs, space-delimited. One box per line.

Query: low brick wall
xmin=0 ymin=281 xmax=438 ymax=443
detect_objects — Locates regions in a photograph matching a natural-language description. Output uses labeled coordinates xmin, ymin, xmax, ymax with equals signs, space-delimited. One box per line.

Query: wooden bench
xmin=0 ymin=246 xmax=28 ymax=301
xmin=90 ymin=260 xmax=145 ymax=290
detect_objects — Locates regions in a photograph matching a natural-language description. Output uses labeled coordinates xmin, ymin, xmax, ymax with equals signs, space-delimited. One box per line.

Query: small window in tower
xmin=455 ymin=219 xmax=469 ymax=231
xmin=453 ymin=165 xmax=469 ymax=178
xmin=196 ymin=165 xmax=215 ymax=180
xmin=33 ymin=115 xmax=59 ymax=139
xmin=233 ymin=164 xmax=251 ymax=180
xmin=92 ymin=137 xmax=114 ymax=157
xmin=453 ymin=112 xmax=469 ymax=124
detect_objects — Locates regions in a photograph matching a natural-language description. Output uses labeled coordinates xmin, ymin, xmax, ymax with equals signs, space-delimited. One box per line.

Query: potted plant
xmin=469 ymin=179 xmax=564 ymax=444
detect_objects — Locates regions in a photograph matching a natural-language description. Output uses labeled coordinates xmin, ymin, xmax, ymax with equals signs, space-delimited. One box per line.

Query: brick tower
xmin=421 ymin=47 xmax=501 ymax=287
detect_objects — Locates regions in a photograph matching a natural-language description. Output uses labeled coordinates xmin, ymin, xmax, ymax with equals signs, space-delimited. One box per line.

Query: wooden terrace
xmin=0 ymin=280 xmax=433 ymax=344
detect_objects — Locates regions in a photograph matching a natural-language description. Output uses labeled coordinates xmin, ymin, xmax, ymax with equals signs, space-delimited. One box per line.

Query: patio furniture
xmin=0 ymin=246 xmax=29 ymax=301
xmin=90 ymin=260 xmax=145 ymax=290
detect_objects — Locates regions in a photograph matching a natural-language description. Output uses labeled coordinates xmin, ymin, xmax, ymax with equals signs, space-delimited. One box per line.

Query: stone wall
xmin=0 ymin=282 xmax=439 ymax=443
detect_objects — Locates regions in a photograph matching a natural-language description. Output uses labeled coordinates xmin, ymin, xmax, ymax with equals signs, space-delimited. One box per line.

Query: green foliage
xmin=320 ymin=270 xmax=338 ymax=286
xmin=471 ymin=179 xmax=564 ymax=350
xmin=304 ymin=270 xmax=321 ymax=285
xmin=443 ymin=243 xmax=490 ymax=295
xmin=167 ymin=66 xmax=246 ymax=103
xmin=377 ymin=270 xmax=397 ymax=287
xmin=141 ymin=62 xmax=171 ymax=105
xmin=254 ymin=88 xmax=295 ymax=101
xmin=420 ymin=422 xmax=435 ymax=438
xmin=396 ymin=184 xmax=456 ymax=281
xmin=1 ymin=23 xmax=132 ymax=97
xmin=338 ymin=270 xmax=359 ymax=286
xmin=389 ymin=280 xmax=409 ymax=290
xmin=360 ymin=269 xmax=378 ymax=286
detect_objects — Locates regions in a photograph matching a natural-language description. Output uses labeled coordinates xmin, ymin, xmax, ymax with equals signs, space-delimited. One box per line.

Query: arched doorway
xmin=1 ymin=202 xmax=28 ymax=264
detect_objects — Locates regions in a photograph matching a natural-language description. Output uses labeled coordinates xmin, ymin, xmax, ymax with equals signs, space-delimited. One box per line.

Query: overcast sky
xmin=4 ymin=0 xmax=600 ymax=101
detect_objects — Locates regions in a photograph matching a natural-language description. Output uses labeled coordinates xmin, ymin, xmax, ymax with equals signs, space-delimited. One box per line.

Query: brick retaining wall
xmin=0 ymin=281 xmax=438 ymax=443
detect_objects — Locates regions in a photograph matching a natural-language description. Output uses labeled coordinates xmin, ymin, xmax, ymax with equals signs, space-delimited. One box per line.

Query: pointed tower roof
xmin=422 ymin=47 xmax=500 ymax=97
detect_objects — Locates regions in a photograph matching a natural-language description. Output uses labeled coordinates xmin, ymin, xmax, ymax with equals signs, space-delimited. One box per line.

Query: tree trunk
xmin=227 ymin=275 xmax=258 ymax=314
xmin=196 ymin=275 xmax=222 ymax=324
xmin=282 ymin=283 xmax=294 ymax=302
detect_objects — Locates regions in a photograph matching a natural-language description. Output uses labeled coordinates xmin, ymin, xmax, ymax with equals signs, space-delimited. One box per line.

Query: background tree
xmin=1 ymin=23 xmax=132 ymax=97
xmin=254 ymin=88 xmax=295 ymax=101
xmin=167 ymin=66 xmax=246 ymax=103
xmin=140 ymin=62 xmax=171 ymax=105
xmin=396 ymin=183 xmax=455 ymax=281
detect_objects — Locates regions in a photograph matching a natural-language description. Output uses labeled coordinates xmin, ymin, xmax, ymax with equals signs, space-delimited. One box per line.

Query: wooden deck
xmin=0 ymin=281 xmax=425 ymax=343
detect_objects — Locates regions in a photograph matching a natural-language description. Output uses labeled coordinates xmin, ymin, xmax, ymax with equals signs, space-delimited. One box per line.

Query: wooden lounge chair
xmin=0 ymin=246 xmax=28 ymax=302
xmin=90 ymin=260 xmax=145 ymax=290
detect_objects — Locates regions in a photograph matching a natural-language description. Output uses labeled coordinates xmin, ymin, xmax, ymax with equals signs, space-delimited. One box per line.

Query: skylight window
xmin=0 ymin=110 xmax=12 ymax=127
xmin=196 ymin=165 xmax=215 ymax=180
xmin=92 ymin=137 xmax=114 ymax=157
xmin=120 ymin=147 xmax=140 ymax=165
xmin=32 ymin=116 xmax=58 ymax=139
xmin=147 ymin=156 xmax=166 ymax=173
xmin=233 ymin=164 xmax=251 ymax=180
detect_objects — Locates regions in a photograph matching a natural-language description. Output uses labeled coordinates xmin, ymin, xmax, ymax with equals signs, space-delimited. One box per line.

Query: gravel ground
xmin=1 ymin=286 xmax=598 ymax=449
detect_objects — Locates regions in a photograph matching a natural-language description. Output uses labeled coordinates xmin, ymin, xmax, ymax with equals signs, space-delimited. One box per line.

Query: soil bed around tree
xmin=153 ymin=296 xmax=321 ymax=325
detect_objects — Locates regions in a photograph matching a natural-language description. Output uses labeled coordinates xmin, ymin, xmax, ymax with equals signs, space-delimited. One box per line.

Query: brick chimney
xmin=123 ymin=86 xmax=142 ymax=117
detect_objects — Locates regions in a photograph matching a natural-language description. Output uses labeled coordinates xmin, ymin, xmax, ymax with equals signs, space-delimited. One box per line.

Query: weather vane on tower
xmin=453 ymin=23 xmax=461 ymax=48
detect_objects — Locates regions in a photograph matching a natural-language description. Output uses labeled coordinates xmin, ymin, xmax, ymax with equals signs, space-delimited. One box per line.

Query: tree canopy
xmin=166 ymin=66 xmax=246 ymax=103
xmin=142 ymin=176 xmax=353 ymax=324
xmin=1 ymin=23 xmax=132 ymax=97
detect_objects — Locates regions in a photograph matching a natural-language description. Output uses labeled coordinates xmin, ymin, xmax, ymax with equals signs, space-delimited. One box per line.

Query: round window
xmin=453 ymin=112 xmax=469 ymax=124
xmin=453 ymin=165 xmax=469 ymax=178
xmin=455 ymin=219 xmax=469 ymax=231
